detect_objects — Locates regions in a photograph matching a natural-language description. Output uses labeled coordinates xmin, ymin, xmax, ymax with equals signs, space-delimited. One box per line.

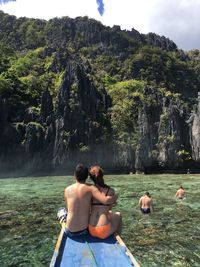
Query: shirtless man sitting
xmin=64 ymin=164 xmax=117 ymax=236
xmin=139 ymin=191 xmax=153 ymax=214
xmin=175 ymin=186 xmax=186 ymax=199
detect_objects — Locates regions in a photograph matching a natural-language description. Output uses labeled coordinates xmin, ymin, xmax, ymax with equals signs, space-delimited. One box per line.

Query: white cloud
xmin=147 ymin=0 xmax=200 ymax=50
xmin=101 ymin=0 xmax=151 ymax=32
xmin=0 ymin=0 xmax=99 ymax=19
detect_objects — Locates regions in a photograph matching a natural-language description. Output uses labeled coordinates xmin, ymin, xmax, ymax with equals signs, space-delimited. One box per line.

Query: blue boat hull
xmin=50 ymin=228 xmax=140 ymax=267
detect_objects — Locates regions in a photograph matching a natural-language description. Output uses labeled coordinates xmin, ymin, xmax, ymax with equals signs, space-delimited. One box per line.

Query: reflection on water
xmin=0 ymin=174 xmax=200 ymax=267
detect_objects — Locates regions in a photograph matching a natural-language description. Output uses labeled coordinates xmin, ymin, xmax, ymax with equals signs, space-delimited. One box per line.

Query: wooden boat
xmin=50 ymin=226 xmax=140 ymax=267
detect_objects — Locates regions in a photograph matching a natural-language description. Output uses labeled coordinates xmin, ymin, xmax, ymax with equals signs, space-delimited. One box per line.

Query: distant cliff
xmin=0 ymin=11 xmax=200 ymax=175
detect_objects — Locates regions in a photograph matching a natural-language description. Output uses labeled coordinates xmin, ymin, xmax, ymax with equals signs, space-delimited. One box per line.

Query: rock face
xmin=187 ymin=101 xmax=200 ymax=161
xmin=144 ymin=33 xmax=177 ymax=51
xmin=135 ymin=88 xmax=192 ymax=173
xmin=1 ymin=77 xmax=200 ymax=175
xmin=0 ymin=60 xmax=114 ymax=175
xmin=135 ymin=105 xmax=158 ymax=172
xmin=0 ymin=57 xmax=200 ymax=175
xmin=51 ymin=61 xmax=112 ymax=169
xmin=0 ymin=12 xmax=200 ymax=175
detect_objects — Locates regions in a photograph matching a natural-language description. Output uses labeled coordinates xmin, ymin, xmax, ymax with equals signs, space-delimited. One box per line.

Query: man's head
xmin=145 ymin=191 xmax=151 ymax=197
xmin=74 ymin=164 xmax=88 ymax=183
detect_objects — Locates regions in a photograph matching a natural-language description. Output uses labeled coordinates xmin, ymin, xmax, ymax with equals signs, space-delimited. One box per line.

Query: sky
xmin=0 ymin=0 xmax=200 ymax=51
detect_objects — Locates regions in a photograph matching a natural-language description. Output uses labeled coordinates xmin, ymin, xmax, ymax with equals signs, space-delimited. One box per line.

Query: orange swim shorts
xmin=88 ymin=223 xmax=111 ymax=239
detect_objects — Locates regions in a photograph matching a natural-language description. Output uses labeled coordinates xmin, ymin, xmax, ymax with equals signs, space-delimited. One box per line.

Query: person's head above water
xmin=89 ymin=165 xmax=106 ymax=187
xmin=74 ymin=164 xmax=88 ymax=183
xmin=145 ymin=191 xmax=151 ymax=197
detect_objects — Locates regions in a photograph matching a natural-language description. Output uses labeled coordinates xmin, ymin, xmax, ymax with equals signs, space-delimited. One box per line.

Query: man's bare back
xmin=65 ymin=183 xmax=92 ymax=232
xmin=175 ymin=186 xmax=186 ymax=199
xmin=139 ymin=192 xmax=153 ymax=214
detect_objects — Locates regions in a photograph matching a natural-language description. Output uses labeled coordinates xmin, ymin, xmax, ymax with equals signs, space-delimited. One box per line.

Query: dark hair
xmin=89 ymin=165 xmax=107 ymax=188
xmin=74 ymin=164 xmax=88 ymax=182
xmin=145 ymin=191 xmax=151 ymax=197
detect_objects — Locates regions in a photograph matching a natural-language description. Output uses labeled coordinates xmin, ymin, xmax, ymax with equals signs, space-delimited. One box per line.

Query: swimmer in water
xmin=139 ymin=191 xmax=153 ymax=214
xmin=175 ymin=186 xmax=186 ymax=200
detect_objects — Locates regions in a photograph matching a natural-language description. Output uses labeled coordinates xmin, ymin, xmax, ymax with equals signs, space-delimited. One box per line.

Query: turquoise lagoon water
xmin=0 ymin=174 xmax=199 ymax=267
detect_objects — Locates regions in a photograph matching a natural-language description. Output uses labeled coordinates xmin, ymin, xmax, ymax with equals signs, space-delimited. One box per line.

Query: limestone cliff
xmin=0 ymin=12 xmax=200 ymax=175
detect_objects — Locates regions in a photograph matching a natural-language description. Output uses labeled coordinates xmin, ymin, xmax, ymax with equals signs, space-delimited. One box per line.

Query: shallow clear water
xmin=0 ymin=174 xmax=199 ymax=267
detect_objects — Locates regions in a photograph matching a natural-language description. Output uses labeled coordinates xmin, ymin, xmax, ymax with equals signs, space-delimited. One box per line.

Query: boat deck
xmin=50 ymin=229 xmax=140 ymax=267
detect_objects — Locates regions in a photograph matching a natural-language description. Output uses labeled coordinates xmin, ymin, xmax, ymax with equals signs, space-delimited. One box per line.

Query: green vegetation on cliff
xmin=0 ymin=10 xmax=200 ymax=173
